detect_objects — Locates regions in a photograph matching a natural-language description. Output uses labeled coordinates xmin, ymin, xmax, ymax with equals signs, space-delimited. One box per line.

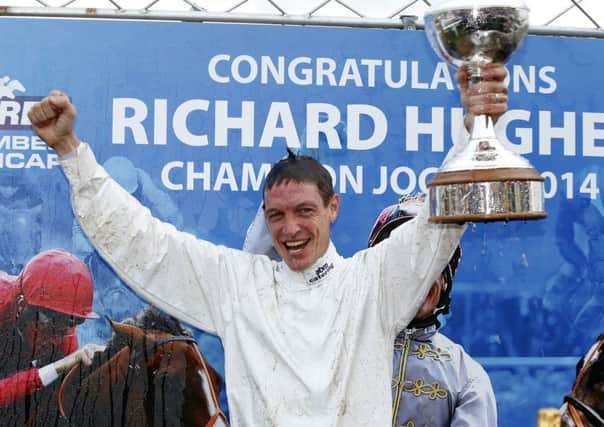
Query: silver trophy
xmin=424 ymin=0 xmax=546 ymax=223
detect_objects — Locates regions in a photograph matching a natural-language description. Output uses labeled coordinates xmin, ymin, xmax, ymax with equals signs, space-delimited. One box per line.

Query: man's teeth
xmin=285 ymin=240 xmax=307 ymax=249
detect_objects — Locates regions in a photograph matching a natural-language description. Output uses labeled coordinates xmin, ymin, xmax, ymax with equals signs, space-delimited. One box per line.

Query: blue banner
xmin=1 ymin=17 xmax=602 ymax=425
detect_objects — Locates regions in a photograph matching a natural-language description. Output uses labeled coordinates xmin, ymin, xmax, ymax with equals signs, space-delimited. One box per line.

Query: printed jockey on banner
xmin=0 ymin=249 xmax=104 ymax=426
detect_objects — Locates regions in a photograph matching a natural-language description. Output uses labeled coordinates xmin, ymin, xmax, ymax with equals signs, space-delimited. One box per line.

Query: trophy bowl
xmin=424 ymin=0 xmax=547 ymax=223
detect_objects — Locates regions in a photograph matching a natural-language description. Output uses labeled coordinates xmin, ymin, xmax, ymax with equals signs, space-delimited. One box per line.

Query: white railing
xmin=1 ymin=0 xmax=604 ymax=37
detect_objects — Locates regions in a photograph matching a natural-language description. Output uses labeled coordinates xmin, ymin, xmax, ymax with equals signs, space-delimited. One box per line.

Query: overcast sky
xmin=2 ymin=0 xmax=604 ymax=29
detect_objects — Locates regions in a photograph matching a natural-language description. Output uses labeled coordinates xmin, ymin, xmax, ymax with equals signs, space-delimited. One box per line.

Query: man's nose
xmin=281 ymin=215 xmax=300 ymax=235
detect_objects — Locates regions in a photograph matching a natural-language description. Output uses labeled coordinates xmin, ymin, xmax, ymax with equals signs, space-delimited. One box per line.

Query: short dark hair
xmin=263 ymin=149 xmax=334 ymax=207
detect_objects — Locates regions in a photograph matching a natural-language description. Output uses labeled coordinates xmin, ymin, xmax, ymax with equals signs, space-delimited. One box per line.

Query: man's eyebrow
xmin=264 ymin=207 xmax=282 ymax=215
xmin=296 ymin=202 xmax=318 ymax=209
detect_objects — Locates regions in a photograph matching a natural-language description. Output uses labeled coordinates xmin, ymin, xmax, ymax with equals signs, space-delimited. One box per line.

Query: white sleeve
xmin=59 ymin=143 xmax=254 ymax=335
xmin=370 ymin=200 xmax=465 ymax=335
xmin=366 ymin=119 xmax=469 ymax=334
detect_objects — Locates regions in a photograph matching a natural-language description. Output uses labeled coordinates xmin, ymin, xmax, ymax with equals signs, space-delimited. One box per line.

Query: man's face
xmin=264 ymin=181 xmax=339 ymax=271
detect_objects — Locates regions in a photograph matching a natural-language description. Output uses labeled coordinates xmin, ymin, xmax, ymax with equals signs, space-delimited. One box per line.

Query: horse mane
xmin=120 ymin=305 xmax=192 ymax=337
xmin=86 ymin=305 xmax=193 ymax=370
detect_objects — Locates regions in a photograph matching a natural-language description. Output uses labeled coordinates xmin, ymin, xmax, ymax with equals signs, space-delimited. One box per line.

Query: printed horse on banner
xmin=58 ymin=307 xmax=228 ymax=427
xmin=561 ymin=333 xmax=604 ymax=427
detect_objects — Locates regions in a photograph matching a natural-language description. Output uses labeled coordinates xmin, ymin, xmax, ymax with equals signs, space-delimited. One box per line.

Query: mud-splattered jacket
xmin=60 ymin=143 xmax=464 ymax=427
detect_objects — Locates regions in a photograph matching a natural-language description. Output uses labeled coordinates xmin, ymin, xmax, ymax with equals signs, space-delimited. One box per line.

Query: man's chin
xmin=284 ymin=257 xmax=311 ymax=272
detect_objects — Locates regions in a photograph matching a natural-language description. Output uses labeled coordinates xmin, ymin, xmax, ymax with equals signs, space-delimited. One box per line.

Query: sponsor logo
xmin=0 ymin=75 xmax=57 ymax=169
xmin=0 ymin=77 xmax=25 ymax=100
xmin=309 ymin=262 xmax=334 ymax=284
xmin=0 ymin=76 xmax=43 ymax=130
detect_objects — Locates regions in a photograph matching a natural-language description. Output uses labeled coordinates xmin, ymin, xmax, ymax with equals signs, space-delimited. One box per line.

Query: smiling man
xmin=263 ymin=153 xmax=338 ymax=272
xmin=27 ymin=63 xmax=508 ymax=427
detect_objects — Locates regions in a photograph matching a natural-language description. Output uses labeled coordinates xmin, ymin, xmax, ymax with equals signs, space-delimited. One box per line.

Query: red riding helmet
xmin=368 ymin=195 xmax=461 ymax=320
xmin=19 ymin=249 xmax=99 ymax=319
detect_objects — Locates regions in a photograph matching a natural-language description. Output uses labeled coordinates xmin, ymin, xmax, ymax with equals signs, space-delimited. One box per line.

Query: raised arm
xmin=372 ymin=63 xmax=509 ymax=333
xmin=28 ymin=92 xmax=252 ymax=335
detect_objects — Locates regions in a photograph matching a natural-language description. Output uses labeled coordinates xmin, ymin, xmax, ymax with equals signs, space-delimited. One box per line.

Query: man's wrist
xmin=54 ymin=133 xmax=81 ymax=158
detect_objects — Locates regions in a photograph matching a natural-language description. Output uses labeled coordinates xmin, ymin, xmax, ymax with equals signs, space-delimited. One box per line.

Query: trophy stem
xmin=471 ymin=112 xmax=497 ymax=141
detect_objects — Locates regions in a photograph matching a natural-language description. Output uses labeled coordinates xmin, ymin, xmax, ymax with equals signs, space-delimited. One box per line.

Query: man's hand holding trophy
xmin=424 ymin=0 xmax=547 ymax=223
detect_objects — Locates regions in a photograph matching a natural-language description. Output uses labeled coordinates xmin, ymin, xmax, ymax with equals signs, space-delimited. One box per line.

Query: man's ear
xmin=329 ymin=194 xmax=340 ymax=223
xmin=426 ymin=280 xmax=443 ymax=308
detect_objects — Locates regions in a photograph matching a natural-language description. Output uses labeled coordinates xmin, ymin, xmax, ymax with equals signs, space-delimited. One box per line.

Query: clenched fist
xmin=28 ymin=90 xmax=81 ymax=157
xmin=456 ymin=63 xmax=509 ymax=131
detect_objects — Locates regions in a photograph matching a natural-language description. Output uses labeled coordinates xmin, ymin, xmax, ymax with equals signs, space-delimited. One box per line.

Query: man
xmin=28 ymin=64 xmax=507 ymax=426
xmin=0 ymin=249 xmax=105 ymax=424
xmin=368 ymin=195 xmax=497 ymax=426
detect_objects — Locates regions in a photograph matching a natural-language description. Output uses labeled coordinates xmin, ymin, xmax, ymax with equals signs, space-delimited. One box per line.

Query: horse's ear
xmin=106 ymin=315 xmax=117 ymax=332
xmin=111 ymin=319 xmax=145 ymax=340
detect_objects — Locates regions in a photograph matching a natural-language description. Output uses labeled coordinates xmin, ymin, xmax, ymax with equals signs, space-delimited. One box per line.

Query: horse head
xmin=561 ymin=333 xmax=604 ymax=427
xmin=58 ymin=307 xmax=228 ymax=426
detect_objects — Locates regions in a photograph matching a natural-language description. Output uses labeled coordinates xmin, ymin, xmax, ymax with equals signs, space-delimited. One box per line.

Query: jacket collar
xmin=276 ymin=242 xmax=341 ymax=289
xmin=396 ymin=324 xmax=438 ymax=342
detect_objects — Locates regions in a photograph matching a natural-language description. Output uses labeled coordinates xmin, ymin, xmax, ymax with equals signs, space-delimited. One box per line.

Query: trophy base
xmin=428 ymin=167 xmax=547 ymax=223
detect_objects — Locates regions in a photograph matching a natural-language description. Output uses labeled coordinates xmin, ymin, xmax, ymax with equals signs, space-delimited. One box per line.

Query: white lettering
xmin=214 ymin=100 xmax=255 ymax=147
xmin=259 ymin=102 xmax=300 ymax=148
xmin=306 ymin=103 xmax=343 ymax=149
xmin=173 ymin=99 xmax=209 ymax=147
xmin=154 ymin=99 xmax=168 ymax=145
xmin=112 ymin=98 xmax=149 ymax=144
xmin=338 ymin=59 xmax=363 ymax=87
xmin=583 ymin=113 xmax=604 ymax=157
xmin=347 ymin=104 xmax=387 ymax=150
xmin=384 ymin=60 xmax=407 ymax=89
xmin=261 ymin=55 xmax=285 ymax=85
xmin=232 ymin=55 xmax=258 ymax=84
xmin=539 ymin=66 xmax=557 ymax=94
xmin=213 ymin=162 xmax=238 ymax=191
xmin=430 ymin=62 xmax=454 ymax=90
xmin=405 ymin=106 xmax=444 ymax=152
xmin=241 ymin=162 xmax=271 ymax=191
xmin=411 ymin=61 xmax=429 ymax=89
xmin=339 ymin=165 xmax=363 ymax=194
xmin=498 ymin=110 xmax=533 ymax=154
xmin=162 ymin=161 xmax=184 ymax=191
xmin=208 ymin=54 xmax=230 ymax=83
xmin=539 ymin=111 xmax=576 ymax=156
xmin=316 ymin=58 xmax=337 ymax=86
xmin=289 ymin=57 xmax=313 ymax=85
